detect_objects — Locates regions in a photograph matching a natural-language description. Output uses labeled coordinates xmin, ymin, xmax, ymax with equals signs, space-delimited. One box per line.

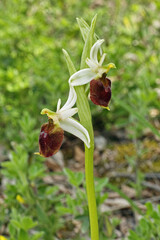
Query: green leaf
xmin=128 ymin=230 xmax=140 ymax=240
xmin=66 ymin=194 xmax=74 ymax=208
xmin=9 ymin=222 xmax=17 ymax=237
xmin=99 ymin=193 xmax=108 ymax=204
xmin=77 ymin=215 xmax=90 ymax=234
xmin=62 ymin=49 xmax=76 ymax=76
xmin=63 ymin=168 xmax=84 ymax=187
xmin=77 ymin=17 xmax=98 ymax=42
xmin=75 ymin=171 xmax=84 ymax=186
xmin=21 ymin=217 xmax=37 ymax=231
xmin=31 ymin=232 xmax=44 ymax=240
xmin=11 ymin=220 xmax=22 ymax=229
xmin=146 ymin=202 xmax=153 ymax=216
xmin=45 ymin=186 xmax=59 ymax=196
xmin=63 ymin=168 xmax=76 ymax=186
xmin=56 ymin=206 xmax=73 ymax=214
xmin=77 ymin=17 xmax=90 ymax=42
xmin=36 ymin=203 xmax=51 ymax=227
xmin=105 ymin=217 xmax=113 ymax=237
xmin=158 ymin=205 xmax=160 ymax=215
xmin=18 ymin=229 xmax=29 ymax=240
xmin=95 ymin=177 xmax=108 ymax=192
xmin=29 ymin=164 xmax=45 ymax=180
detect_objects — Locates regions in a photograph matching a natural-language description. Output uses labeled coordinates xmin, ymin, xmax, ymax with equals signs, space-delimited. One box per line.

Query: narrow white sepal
xmin=60 ymin=86 xmax=77 ymax=111
xmin=58 ymin=107 xmax=78 ymax=120
xmin=90 ymin=39 xmax=104 ymax=64
xmin=60 ymin=118 xmax=90 ymax=148
xmin=99 ymin=53 xmax=106 ymax=66
xmin=69 ymin=68 xmax=96 ymax=86
xmin=57 ymin=99 xmax=61 ymax=112
xmin=86 ymin=58 xmax=98 ymax=69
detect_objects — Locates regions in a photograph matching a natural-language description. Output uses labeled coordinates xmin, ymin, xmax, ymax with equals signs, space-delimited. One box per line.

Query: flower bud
xmin=39 ymin=119 xmax=64 ymax=157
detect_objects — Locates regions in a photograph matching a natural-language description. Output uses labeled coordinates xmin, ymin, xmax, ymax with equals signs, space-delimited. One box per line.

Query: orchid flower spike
xmin=69 ymin=39 xmax=116 ymax=109
xmin=38 ymin=86 xmax=90 ymax=157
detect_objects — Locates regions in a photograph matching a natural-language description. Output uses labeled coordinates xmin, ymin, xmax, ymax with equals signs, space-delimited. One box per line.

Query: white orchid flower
xmin=69 ymin=39 xmax=115 ymax=86
xmin=68 ymin=39 xmax=116 ymax=109
xmin=38 ymin=86 xmax=90 ymax=157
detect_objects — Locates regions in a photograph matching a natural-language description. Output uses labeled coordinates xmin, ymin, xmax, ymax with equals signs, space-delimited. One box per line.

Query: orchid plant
xmin=69 ymin=39 xmax=115 ymax=109
xmin=38 ymin=15 xmax=115 ymax=240
xmin=38 ymin=86 xmax=90 ymax=157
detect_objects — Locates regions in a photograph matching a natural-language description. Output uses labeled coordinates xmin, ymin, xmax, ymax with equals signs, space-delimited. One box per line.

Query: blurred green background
xmin=0 ymin=0 xmax=160 ymax=149
xmin=0 ymin=1 xmax=160 ymax=239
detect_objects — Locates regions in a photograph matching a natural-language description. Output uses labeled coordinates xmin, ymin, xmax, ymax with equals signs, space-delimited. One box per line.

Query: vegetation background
xmin=0 ymin=0 xmax=160 ymax=239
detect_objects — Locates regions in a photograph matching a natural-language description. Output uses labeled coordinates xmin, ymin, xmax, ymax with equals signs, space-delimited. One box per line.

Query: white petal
xmin=69 ymin=68 xmax=96 ymax=86
xmin=56 ymin=99 xmax=61 ymax=112
xmin=58 ymin=107 xmax=78 ymax=120
xmin=60 ymin=118 xmax=90 ymax=148
xmin=60 ymin=86 xmax=77 ymax=111
xmin=86 ymin=58 xmax=98 ymax=69
xmin=99 ymin=53 xmax=106 ymax=66
xmin=90 ymin=39 xmax=104 ymax=64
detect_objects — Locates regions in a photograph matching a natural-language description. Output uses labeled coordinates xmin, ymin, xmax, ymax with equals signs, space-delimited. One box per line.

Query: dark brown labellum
xmin=90 ymin=77 xmax=111 ymax=107
xmin=39 ymin=119 xmax=64 ymax=157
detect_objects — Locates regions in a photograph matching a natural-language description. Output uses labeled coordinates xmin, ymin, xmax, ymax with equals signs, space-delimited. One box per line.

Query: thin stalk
xmin=75 ymin=86 xmax=99 ymax=240
xmin=85 ymin=145 xmax=99 ymax=240
xmin=63 ymin=31 xmax=99 ymax=238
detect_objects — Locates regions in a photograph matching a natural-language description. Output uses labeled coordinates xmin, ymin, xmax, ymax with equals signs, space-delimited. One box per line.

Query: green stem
xmin=63 ymin=23 xmax=99 ymax=237
xmin=85 ymin=146 xmax=99 ymax=240
xmin=75 ymin=86 xmax=99 ymax=240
